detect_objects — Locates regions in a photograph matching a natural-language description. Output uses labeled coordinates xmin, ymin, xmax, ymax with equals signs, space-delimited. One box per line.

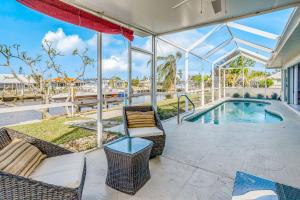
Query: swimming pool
xmin=186 ymin=100 xmax=283 ymax=124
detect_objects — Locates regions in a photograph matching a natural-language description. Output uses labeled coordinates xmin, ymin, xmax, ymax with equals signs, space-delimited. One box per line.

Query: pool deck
xmin=83 ymin=99 xmax=300 ymax=200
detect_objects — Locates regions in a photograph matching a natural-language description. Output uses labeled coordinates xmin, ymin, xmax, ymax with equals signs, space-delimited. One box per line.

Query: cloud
xmin=158 ymin=29 xmax=230 ymax=60
xmin=103 ymin=35 xmax=124 ymax=47
xmin=157 ymin=41 xmax=183 ymax=57
xmin=42 ymin=28 xmax=96 ymax=54
xmin=192 ymin=43 xmax=215 ymax=55
xmin=156 ymin=30 xmax=205 ymax=57
xmin=87 ymin=34 xmax=97 ymax=47
xmin=103 ymin=55 xmax=127 ymax=71
xmin=165 ymin=29 xmax=204 ymax=48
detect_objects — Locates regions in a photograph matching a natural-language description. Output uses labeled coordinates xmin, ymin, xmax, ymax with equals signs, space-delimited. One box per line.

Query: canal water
xmin=0 ymin=94 xmax=169 ymax=127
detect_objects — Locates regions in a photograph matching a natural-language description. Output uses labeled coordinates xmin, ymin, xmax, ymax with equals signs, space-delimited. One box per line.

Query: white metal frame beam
xmin=234 ymin=38 xmax=274 ymax=53
xmin=151 ymin=36 xmax=158 ymax=109
xmin=217 ymin=54 xmax=240 ymax=68
xmin=187 ymin=25 xmax=224 ymax=52
xmin=203 ymin=38 xmax=233 ymax=59
xmin=157 ymin=36 xmax=212 ymax=63
xmin=226 ymin=24 xmax=239 ymax=49
xmin=227 ymin=22 xmax=280 ymax=40
xmin=268 ymin=7 xmax=298 ymax=67
xmin=239 ymin=47 xmax=269 ymax=62
xmin=213 ymin=49 xmax=238 ymax=65
xmin=96 ymin=32 xmax=103 ymax=148
xmin=131 ymin=46 xmax=154 ymax=55
xmin=223 ymin=66 xmax=252 ymax=70
xmin=241 ymin=52 xmax=267 ymax=65
xmin=128 ymin=41 xmax=133 ymax=105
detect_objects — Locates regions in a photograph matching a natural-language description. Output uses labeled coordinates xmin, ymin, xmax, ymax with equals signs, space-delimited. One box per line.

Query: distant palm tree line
xmin=106 ymin=53 xmax=274 ymax=90
xmin=156 ymin=53 xmax=274 ymax=91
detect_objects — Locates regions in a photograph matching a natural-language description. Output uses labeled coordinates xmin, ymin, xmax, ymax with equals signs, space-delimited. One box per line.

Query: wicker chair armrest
xmin=0 ymin=171 xmax=82 ymax=200
xmin=123 ymin=107 xmax=130 ymax=136
xmin=153 ymin=110 xmax=166 ymax=134
xmin=0 ymin=128 xmax=12 ymax=150
xmin=4 ymin=128 xmax=72 ymax=157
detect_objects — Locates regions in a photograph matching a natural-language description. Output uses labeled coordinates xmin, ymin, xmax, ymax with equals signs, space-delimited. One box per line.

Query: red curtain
xmin=17 ymin=0 xmax=134 ymax=41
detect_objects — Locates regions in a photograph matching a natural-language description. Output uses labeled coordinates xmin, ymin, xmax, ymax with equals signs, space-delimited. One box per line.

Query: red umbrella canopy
xmin=17 ymin=0 xmax=134 ymax=41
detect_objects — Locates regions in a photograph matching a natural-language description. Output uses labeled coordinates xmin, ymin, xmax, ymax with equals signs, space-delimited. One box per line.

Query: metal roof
xmin=0 ymin=74 xmax=36 ymax=84
xmin=158 ymin=8 xmax=297 ymax=68
xmin=64 ymin=0 xmax=300 ymax=36
xmin=63 ymin=0 xmax=300 ymax=68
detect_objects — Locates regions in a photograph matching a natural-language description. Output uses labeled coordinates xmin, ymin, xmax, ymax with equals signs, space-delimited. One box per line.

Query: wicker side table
xmin=104 ymin=137 xmax=153 ymax=195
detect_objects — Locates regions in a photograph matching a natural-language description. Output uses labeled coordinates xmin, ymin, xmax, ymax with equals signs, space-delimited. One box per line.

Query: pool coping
xmin=184 ymin=98 xmax=284 ymax=122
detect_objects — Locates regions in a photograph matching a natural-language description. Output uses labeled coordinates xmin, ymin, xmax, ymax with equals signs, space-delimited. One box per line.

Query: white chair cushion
xmin=29 ymin=153 xmax=85 ymax=189
xmin=128 ymin=127 xmax=163 ymax=138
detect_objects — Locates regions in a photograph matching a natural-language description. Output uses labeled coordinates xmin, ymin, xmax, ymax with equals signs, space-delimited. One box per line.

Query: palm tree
xmin=226 ymin=56 xmax=255 ymax=87
xmin=156 ymin=52 xmax=182 ymax=92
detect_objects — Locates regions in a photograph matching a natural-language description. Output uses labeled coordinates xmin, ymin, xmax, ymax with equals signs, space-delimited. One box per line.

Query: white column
xmin=71 ymin=86 xmax=74 ymax=117
xmin=211 ymin=64 xmax=215 ymax=102
xmin=242 ymin=66 xmax=245 ymax=98
xmin=264 ymin=68 xmax=267 ymax=99
xmin=185 ymin=52 xmax=189 ymax=112
xmin=201 ymin=66 xmax=205 ymax=106
xmin=151 ymin=36 xmax=157 ymax=109
xmin=128 ymin=41 xmax=132 ymax=105
xmin=294 ymin=66 xmax=298 ymax=104
xmin=281 ymin=69 xmax=285 ymax=102
xmin=96 ymin=33 xmax=103 ymax=148
xmin=223 ymin=69 xmax=226 ymax=98
xmin=288 ymin=67 xmax=294 ymax=104
xmin=218 ymin=67 xmax=221 ymax=100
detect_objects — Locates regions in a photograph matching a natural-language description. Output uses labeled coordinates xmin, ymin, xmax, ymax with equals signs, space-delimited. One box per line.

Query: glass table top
xmin=104 ymin=137 xmax=153 ymax=155
xmin=232 ymin=171 xmax=300 ymax=200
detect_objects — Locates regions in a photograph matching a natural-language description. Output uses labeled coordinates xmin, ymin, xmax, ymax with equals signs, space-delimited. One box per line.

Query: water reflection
xmin=188 ymin=101 xmax=282 ymax=124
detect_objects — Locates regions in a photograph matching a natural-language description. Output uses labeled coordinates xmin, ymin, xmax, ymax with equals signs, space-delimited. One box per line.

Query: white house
xmin=0 ymin=74 xmax=36 ymax=91
xmin=268 ymin=72 xmax=281 ymax=88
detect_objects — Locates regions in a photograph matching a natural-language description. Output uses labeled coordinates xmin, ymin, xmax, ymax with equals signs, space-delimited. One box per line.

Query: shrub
xmin=257 ymin=94 xmax=264 ymax=99
xmin=244 ymin=92 xmax=251 ymax=98
xmin=232 ymin=93 xmax=240 ymax=98
xmin=271 ymin=93 xmax=278 ymax=100
xmin=166 ymin=94 xmax=173 ymax=99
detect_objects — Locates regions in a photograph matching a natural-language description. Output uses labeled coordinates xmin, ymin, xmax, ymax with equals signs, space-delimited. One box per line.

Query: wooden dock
xmin=0 ymin=95 xmax=42 ymax=102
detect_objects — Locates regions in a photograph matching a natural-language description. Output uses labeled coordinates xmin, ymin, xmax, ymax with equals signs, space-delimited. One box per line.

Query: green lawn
xmin=9 ymin=93 xmax=211 ymax=147
xmin=10 ymin=116 xmax=95 ymax=145
xmin=157 ymin=93 xmax=212 ymax=120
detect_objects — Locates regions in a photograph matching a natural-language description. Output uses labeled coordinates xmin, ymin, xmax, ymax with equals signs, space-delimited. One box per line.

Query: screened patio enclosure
xmin=18 ymin=0 xmax=300 ymax=147
xmin=90 ymin=7 xmax=297 ymax=146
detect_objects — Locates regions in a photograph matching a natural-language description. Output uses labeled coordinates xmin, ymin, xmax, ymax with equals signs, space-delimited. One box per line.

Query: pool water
xmin=187 ymin=101 xmax=283 ymax=124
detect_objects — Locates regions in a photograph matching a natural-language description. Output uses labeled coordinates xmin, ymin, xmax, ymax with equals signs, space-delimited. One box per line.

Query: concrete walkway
xmin=83 ymin=100 xmax=300 ymax=200
xmin=87 ymin=109 xmax=122 ymax=120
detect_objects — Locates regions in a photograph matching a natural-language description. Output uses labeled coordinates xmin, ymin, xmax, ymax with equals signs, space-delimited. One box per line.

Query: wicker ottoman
xmin=104 ymin=137 xmax=153 ymax=195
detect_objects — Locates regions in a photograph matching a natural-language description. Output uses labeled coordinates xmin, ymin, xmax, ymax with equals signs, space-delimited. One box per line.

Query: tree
xmin=226 ymin=56 xmax=255 ymax=87
xmin=156 ymin=52 xmax=182 ymax=92
xmin=132 ymin=77 xmax=140 ymax=87
xmin=108 ymin=76 xmax=122 ymax=88
xmin=0 ymin=41 xmax=94 ymax=118
xmin=191 ymin=74 xmax=202 ymax=87
xmin=259 ymin=79 xmax=274 ymax=88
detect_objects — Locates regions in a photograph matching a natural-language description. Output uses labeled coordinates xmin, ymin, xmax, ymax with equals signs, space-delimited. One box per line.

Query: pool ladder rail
xmin=177 ymin=93 xmax=195 ymax=124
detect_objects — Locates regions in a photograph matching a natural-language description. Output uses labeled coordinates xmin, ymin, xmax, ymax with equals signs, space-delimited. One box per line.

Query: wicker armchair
xmin=123 ymin=105 xmax=166 ymax=158
xmin=0 ymin=128 xmax=86 ymax=200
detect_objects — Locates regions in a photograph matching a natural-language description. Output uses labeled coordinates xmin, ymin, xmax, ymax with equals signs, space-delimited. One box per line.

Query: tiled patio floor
xmin=83 ymin=100 xmax=300 ymax=200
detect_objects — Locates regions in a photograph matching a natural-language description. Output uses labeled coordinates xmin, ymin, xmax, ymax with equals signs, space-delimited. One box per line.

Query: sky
xmin=0 ymin=1 xmax=295 ymax=80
